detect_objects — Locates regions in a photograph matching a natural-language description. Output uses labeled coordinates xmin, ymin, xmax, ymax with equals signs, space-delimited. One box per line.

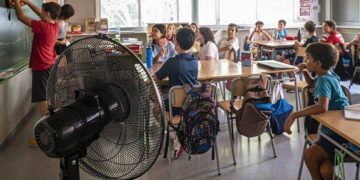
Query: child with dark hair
xmin=55 ymin=4 xmax=75 ymax=55
xmin=154 ymin=28 xmax=198 ymax=158
xmin=13 ymin=0 xmax=60 ymax=146
xmin=279 ymin=20 xmax=319 ymax=65
xmin=320 ymin=20 xmax=344 ymax=44
xmin=197 ymin=27 xmax=219 ymax=60
xmin=219 ymin=23 xmax=239 ymax=60
xmin=284 ymin=43 xmax=351 ymax=179
xmin=248 ymin=21 xmax=272 ymax=59
xmin=149 ymin=24 xmax=176 ymax=63
xmin=273 ymin=19 xmax=288 ymax=40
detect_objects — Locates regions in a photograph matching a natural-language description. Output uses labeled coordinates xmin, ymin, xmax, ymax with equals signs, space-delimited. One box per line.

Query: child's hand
xmin=159 ymin=47 xmax=166 ymax=57
xmin=297 ymin=63 xmax=307 ymax=71
xmin=284 ymin=113 xmax=296 ymax=135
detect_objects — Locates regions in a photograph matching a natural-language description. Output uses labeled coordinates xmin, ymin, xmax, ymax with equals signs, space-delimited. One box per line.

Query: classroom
xmin=0 ymin=0 xmax=360 ymax=179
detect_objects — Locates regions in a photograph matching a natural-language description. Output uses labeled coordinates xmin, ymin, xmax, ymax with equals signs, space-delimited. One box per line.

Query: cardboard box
xmin=84 ymin=18 xmax=96 ymax=32
xmin=99 ymin=18 xmax=108 ymax=31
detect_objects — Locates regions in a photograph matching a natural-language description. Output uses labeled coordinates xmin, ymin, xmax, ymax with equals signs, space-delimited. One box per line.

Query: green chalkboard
xmin=0 ymin=0 xmax=41 ymax=73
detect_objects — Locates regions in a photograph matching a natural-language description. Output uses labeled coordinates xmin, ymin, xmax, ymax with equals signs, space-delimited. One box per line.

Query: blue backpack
xmin=177 ymin=83 xmax=219 ymax=156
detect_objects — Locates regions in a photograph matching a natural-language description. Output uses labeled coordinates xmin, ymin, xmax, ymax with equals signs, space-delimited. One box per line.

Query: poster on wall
xmin=300 ymin=0 xmax=311 ymax=6
xmin=300 ymin=0 xmax=311 ymax=17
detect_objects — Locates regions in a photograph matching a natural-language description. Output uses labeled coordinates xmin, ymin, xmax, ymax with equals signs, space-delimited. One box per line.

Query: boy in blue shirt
xmin=154 ymin=28 xmax=198 ymax=158
xmin=273 ymin=19 xmax=288 ymax=40
xmin=284 ymin=43 xmax=349 ymax=179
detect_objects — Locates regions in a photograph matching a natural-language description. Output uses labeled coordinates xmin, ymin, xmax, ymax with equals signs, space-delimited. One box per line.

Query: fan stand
xmin=59 ymin=153 xmax=81 ymax=180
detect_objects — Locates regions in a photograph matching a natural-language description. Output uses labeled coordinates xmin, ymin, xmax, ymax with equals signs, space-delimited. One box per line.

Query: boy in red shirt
xmin=14 ymin=0 xmax=60 ymax=145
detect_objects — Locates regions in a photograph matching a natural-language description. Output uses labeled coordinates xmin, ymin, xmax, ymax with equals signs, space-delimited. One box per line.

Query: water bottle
xmin=297 ymin=28 xmax=302 ymax=42
xmin=146 ymin=46 xmax=152 ymax=70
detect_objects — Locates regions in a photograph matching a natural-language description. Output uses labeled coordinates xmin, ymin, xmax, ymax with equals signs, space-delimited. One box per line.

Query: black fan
xmin=34 ymin=34 xmax=165 ymax=180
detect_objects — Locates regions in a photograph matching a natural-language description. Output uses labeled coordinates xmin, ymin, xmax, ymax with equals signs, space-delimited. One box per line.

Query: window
xmin=198 ymin=0 xmax=216 ymax=25
xmin=101 ymin=0 xmax=139 ymax=28
xmin=140 ymin=0 xmax=177 ymax=26
xmin=219 ymin=0 xmax=256 ymax=25
xmin=257 ymin=0 xmax=295 ymax=25
xmin=178 ymin=0 xmax=192 ymax=23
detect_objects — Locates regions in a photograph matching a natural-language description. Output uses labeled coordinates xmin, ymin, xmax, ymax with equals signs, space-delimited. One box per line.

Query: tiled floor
xmin=0 ymin=82 xmax=359 ymax=180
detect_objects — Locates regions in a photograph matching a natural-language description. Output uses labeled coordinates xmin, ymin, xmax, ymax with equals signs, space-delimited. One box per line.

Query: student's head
xmin=175 ymin=28 xmax=195 ymax=52
xmin=278 ymin=19 xmax=286 ymax=29
xmin=182 ymin=24 xmax=191 ymax=29
xmin=305 ymin=43 xmax=339 ymax=72
xmin=255 ymin=21 xmax=264 ymax=32
xmin=304 ymin=20 xmax=316 ymax=33
xmin=191 ymin=23 xmax=198 ymax=33
xmin=197 ymin=27 xmax=214 ymax=45
xmin=151 ymin=24 xmax=166 ymax=41
xmin=167 ymin=24 xmax=175 ymax=35
xmin=227 ymin=23 xmax=238 ymax=39
xmin=41 ymin=2 xmax=61 ymax=21
xmin=323 ymin=20 xmax=336 ymax=33
xmin=58 ymin=4 xmax=75 ymax=20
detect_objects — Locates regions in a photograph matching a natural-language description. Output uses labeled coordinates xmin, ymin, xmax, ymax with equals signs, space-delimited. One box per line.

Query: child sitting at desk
xmin=219 ymin=23 xmax=239 ymax=60
xmin=284 ymin=43 xmax=350 ymax=179
xmin=154 ymin=28 xmax=198 ymax=159
xmin=320 ymin=20 xmax=344 ymax=45
xmin=197 ymin=27 xmax=219 ymax=60
xmin=13 ymin=0 xmax=60 ymax=146
xmin=149 ymin=24 xmax=176 ymax=63
xmin=248 ymin=21 xmax=272 ymax=59
xmin=273 ymin=19 xmax=288 ymax=40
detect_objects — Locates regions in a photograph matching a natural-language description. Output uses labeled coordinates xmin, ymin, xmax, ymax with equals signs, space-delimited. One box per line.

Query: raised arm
xmin=263 ymin=31 xmax=272 ymax=40
xmin=14 ymin=0 xmax=31 ymax=27
xmin=248 ymin=30 xmax=256 ymax=43
xmin=22 ymin=0 xmax=42 ymax=18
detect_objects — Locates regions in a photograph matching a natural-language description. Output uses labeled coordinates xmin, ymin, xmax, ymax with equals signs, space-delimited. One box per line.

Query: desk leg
xmin=294 ymin=74 xmax=301 ymax=132
xmin=259 ymin=45 xmax=263 ymax=61
xmin=272 ymin=48 xmax=276 ymax=60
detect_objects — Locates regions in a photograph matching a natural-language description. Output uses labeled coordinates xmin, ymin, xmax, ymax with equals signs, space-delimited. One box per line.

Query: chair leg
xmin=230 ymin=113 xmax=235 ymax=141
xmin=226 ymin=113 xmax=236 ymax=165
xmin=164 ymin=123 xmax=170 ymax=159
xmin=267 ymin=123 xmax=277 ymax=158
xmin=258 ymin=136 xmax=261 ymax=141
xmin=214 ymin=141 xmax=221 ymax=175
xmin=297 ymin=139 xmax=309 ymax=180
xmin=356 ymin=162 xmax=359 ymax=180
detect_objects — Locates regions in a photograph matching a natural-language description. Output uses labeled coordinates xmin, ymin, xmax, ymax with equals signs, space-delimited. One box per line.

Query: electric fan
xmin=34 ymin=34 xmax=165 ymax=180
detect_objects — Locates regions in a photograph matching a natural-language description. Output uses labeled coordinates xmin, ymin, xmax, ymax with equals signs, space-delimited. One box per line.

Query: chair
xmin=297 ymin=85 xmax=359 ymax=180
xmin=164 ymin=84 xmax=221 ymax=176
xmin=217 ymin=75 xmax=277 ymax=165
xmin=350 ymin=44 xmax=360 ymax=89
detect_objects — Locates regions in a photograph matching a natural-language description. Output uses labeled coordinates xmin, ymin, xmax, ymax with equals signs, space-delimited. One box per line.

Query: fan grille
xmin=47 ymin=35 xmax=164 ymax=179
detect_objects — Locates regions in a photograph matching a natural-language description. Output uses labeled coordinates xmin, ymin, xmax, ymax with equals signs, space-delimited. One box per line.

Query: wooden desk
xmin=311 ymin=110 xmax=360 ymax=161
xmin=152 ymin=59 xmax=297 ymax=82
xmin=253 ymin=40 xmax=295 ymax=60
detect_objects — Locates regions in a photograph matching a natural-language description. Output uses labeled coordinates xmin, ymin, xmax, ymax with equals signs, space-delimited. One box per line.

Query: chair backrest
xmin=296 ymin=47 xmax=306 ymax=57
xmin=230 ymin=75 xmax=271 ymax=99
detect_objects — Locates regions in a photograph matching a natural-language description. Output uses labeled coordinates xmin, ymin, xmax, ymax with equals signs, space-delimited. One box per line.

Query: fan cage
xmin=47 ymin=35 xmax=165 ymax=179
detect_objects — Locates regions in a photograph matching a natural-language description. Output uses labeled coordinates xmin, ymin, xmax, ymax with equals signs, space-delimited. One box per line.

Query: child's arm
xmin=153 ymin=48 xmax=165 ymax=63
xmin=22 ymin=0 xmax=42 ymax=18
xmin=248 ymin=31 xmax=256 ymax=43
xmin=263 ymin=31 xmax=272 ymax=40
xmin=284 ymin=96 xmax=329 ymax=134
xmin=14 ymin=0 xmax=32 ymax=27
xmin=298 ymin=63 xmax=315 ymax=87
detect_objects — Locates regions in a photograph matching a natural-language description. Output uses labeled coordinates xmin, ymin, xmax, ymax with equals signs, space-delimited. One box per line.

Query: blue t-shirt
xmin=155 ymin=53 xmax=198 ymax=87
xmin=314 ymin=71 xmax=349 ymax=134
xmin=273 ymin=29 xmax=288 ymax=40
xmin=149 ymin=41 xmax=176 ymax=63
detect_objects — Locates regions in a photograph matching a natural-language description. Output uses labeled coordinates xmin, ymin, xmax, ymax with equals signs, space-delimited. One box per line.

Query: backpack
xmin=177 ymin=83 xmax=219 ymax=156
xmin=235 ymin=75 xmax=272 ymax=137
xmin=334 ymin=44 xmax=353 ymax=81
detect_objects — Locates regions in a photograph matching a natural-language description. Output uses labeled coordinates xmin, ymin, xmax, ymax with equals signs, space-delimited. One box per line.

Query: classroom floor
xmin=0 ymin=81 xmax=359 ymax=180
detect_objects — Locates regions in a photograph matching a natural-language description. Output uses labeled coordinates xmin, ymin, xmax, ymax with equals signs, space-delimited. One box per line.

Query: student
xmin=197 ymin=27 xmax=219 ymax=60
xmin=273 ymin=19 xmax=288 ymax=40
xmin=190 ymin=22 xmax=198 ymax=34
xmin=320 ymin=20 xmax=344 ymax=45
xmin=219 ymin=23 xmax=239 ymax=60
xmin=248 ymin=21 xmax=272 ymax=59
xmin=279 ymin=20 xmax=319 ymax=65
xmin=13 ymin=0 xmax=60 ymax=145
xmin=149 ymin=24 xmax=176 ymax=63
xmin=284 ymin=43 xmax=350 ymax=179
xmin=166 ymin=23 xmax=175 ymax=43
xmin=55 ymin=4 xmax=75 ymax=55
xmin=154 ymin=28 xmax=198 ymax=158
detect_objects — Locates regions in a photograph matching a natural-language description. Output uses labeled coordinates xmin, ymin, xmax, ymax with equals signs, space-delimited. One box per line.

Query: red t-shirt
xmin=30 ymin=20 xmax=58 ymax=70
xmin=325 ymin=31 xmax=345 ymax=45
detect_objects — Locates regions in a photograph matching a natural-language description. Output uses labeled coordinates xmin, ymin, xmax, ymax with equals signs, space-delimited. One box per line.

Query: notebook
xmin=344 ymin=104 xmax=360 ymax=120
xmin=257 ymin=60 xmax=296 ymax=70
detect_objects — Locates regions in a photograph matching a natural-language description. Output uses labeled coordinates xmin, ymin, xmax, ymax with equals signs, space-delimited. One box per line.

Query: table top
xmin=253 ymin=40 xmax=295 ymax=48
xmin=311 ymin=110 xmax=360 ymax=147
xmin=152 ymin=59 xmax=297 ymax=82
